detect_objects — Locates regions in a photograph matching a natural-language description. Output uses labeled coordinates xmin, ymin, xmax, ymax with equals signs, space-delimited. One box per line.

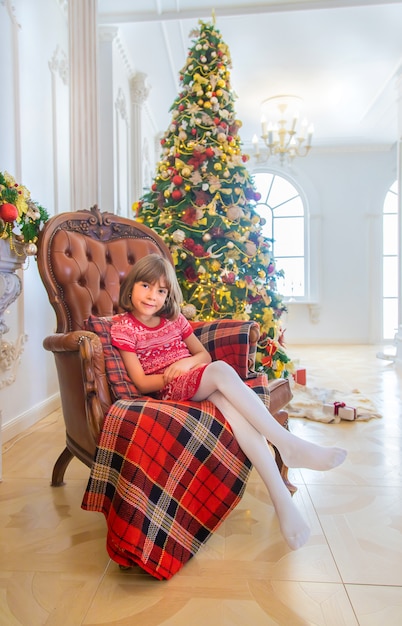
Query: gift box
xmin=323 ymin=402 xmax=357 ymax=421
xmin=293 ymin=368 xmax=306 ymax=385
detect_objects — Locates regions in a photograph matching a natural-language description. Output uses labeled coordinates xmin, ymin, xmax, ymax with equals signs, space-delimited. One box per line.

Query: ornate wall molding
xmin=0 ymin=333 xmax=26 ymax=389
xmin=49 ymin=45 xmax=69 ymax=214
xmin=115 ymin=88 xmax=130 ymax=216
xmin=49 ymin=45 xmax=68 ymax=85
xmin=130 ymin=72 xmax=150 ymax=201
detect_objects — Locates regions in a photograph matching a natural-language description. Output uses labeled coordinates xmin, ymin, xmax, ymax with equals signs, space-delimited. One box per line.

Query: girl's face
xmin=130 ymin=278 xmax=168 ymax=322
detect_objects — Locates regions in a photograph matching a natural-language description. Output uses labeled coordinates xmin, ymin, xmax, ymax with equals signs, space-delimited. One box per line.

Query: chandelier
xmin=252 ymin=95 xmax=314 ymax=164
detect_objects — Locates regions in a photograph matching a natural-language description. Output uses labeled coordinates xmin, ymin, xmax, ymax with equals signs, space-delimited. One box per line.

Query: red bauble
xmin=151 ymin=183 xmax=158 ymax=191
xmin=0 ymin=203 xmax=18 ymax=223
xmin=172 ymin=174 xmax=183 ymax=186
xmin=171 ymin=189 xmax=182 ymax=201
xmin=192 ymin=244 xmax=205 ymax=257
xmin=227 ymin=135 xmax=233 ymax=142
xmin=205 ymin=147 xmax=214 ymax=158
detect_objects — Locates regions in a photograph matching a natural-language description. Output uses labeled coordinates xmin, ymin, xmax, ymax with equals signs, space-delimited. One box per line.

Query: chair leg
xmin=51 ymin=446 xmax=74 ymax=487
xmin=272 ymin=410 xmax=298 ymax=495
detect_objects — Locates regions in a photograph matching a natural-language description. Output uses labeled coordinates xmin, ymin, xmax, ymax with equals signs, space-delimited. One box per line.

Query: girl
xmin=111 ymin=254 xmax=347 ymax=550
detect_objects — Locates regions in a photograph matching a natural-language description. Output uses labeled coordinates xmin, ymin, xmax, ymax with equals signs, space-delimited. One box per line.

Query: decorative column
xmin=68 ymin=0 xmax=99 ymax=210
xmin=130 ymin=72 xmax=150 ymax=202
xmin=393 ymin=69 xmax=402 ymax=367
xmin=0 ymin=240 xmax=26 ymax=382
xmin=0 ymin=240 xmax=27 ymax=480
xmin=98 ymin=26 xmax=118 ymax=212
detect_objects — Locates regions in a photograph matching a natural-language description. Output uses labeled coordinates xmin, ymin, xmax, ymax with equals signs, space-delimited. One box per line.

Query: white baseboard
xmin=1 ymin=393 xmax=61 ymax=445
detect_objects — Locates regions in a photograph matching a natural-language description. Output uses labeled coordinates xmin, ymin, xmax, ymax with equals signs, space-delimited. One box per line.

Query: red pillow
xmin=84 ymin=315 xmax=139 ymax=401
xmin=190 ymin=319 xmax=255 ymax=379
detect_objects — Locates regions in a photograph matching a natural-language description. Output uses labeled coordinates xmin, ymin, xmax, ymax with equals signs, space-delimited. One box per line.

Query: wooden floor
xmin=1 ymin=345 xmax=402 ymax=625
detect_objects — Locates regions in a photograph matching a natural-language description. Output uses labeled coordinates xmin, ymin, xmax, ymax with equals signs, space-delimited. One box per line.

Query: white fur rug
xmin=287 ymin=382 xmax=382 ymax=423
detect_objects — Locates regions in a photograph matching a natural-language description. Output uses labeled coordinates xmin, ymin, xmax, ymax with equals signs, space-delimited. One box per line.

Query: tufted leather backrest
xmin=37 ymin=205 xmax=173 ymax=333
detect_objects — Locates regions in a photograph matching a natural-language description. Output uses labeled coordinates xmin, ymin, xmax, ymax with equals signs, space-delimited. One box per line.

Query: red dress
xmin=110 ymin=312 xmax=208 ymax=401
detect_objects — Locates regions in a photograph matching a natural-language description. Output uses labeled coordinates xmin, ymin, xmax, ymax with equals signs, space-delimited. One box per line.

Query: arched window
xmin=252 ymin=171 xmax=306 ymax=299
xmin=382 ymin=180 xmax=398 ymax=340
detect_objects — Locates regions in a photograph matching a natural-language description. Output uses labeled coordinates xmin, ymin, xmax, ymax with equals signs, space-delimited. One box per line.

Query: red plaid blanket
xmin=82 ymin=376 xmax=269 ymax=580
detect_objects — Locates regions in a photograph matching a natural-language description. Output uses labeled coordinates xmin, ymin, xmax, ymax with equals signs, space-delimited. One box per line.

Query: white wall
xmin=0 ymin=0 xmax=69 ymax=442
xmin=261 ymin=147 xmax=397 ymax=345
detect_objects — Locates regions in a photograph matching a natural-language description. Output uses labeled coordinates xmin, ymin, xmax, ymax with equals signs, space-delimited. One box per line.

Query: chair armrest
xmin=267 ymin=378 xmax=293 ymax=416
xmin=43 ymin=331 xmax=112 ymax=445
xmin=190 ymin=319 xmax=260 ymax=378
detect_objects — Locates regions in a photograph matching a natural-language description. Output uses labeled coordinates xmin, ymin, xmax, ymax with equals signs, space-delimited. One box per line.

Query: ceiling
xmin=98 ymin=0 xmax=402 ymax=151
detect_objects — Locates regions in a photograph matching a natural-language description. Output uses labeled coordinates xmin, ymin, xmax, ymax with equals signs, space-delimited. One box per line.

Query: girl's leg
xmin=208 ymin=390 xmax=310 ymax=550
xmin=192 ymin=361 xmax=347 ymax=471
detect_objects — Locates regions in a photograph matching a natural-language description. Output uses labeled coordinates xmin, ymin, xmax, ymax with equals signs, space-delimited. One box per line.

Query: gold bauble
xmin=25 ymin=242 xmax=37 ymax=256
xmin=182 ymin=303 xmax=197 ymax=319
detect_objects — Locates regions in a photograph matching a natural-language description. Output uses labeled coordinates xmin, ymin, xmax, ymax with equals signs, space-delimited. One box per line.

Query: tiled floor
xmin=1 ymin=345 xmax=402 ymax=625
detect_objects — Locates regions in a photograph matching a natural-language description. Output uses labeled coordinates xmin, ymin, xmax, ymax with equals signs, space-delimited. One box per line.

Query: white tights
xmin=191 ymin=361 xmax=347 ymax=550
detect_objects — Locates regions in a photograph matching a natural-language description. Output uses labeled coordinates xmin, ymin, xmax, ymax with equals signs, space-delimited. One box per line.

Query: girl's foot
xmin=274 ymin=495 xmax=311 ymax=550
xmin=281 ymin=439 xmax=347 ymax=471
xmin=280 ymin=511 xmax=311 ymax=550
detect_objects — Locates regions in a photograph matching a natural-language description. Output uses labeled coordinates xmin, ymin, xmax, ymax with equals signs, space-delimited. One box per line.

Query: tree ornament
xmin=172 ymin=174 xmax=183 ymax=186
xmin=0 ymin=202 xmax=18 ymax=222
xmin=171 ymin=189 xmax=182 ymax=201
xmin=182 ymin=303 xmax=197 ymax=319
xmin=25 ymin=242 xmax=37 ymax=256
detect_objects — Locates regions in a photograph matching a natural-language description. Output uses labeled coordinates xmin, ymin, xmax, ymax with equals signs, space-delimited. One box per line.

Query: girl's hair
xmin=119 ymin=253 xmax=183 ymax=319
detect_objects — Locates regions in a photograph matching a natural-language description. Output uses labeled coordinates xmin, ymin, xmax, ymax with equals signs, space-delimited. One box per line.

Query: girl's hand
xmin=163 ymin=359 xmax=193 ymax=383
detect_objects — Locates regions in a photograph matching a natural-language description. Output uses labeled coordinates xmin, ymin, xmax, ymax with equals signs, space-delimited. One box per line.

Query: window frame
xmin=382 ymin=179 xmax=399 ymax=341
xmin=250 ymin=165 xmax=312 ymax=303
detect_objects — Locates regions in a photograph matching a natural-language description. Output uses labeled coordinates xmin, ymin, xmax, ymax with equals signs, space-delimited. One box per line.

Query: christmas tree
xmin=134 ymin=19 xmax=292 ymax=379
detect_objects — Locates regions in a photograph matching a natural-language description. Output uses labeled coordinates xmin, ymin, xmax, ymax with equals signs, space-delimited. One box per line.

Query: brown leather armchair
xmin=37 ymin=205 xmax=293 ymax=487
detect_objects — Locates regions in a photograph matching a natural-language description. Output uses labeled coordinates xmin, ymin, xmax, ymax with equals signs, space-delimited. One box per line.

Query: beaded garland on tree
xmin=134 ymin=19 xmax=292 ymax=379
